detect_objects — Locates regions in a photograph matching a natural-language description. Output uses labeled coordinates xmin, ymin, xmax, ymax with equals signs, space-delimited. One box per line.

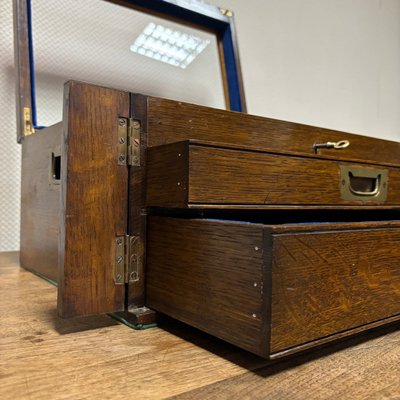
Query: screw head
xmin=132 ymin=121 xmax=140 ymax=128
xmin=119 ymin=137 xmax=125 ymax=144
xmin=129 ymin=272 xmax=138 ymax=281
xmin=119 ymin=118 xmax=126 ymax=126
xmin=341 ymin=179 xmax=346 ymax=186
xmin=116 ymin=238 xmax=122 ymax=245
xmin=119 ymin=155 xmax=126 ymax=162
xmin=116 ymin=273 xmax=123 ymax=282
xmin=116 ymin=256 xmax=123 ymax=264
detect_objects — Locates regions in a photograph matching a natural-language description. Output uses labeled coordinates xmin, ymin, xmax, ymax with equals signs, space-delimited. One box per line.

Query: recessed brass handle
xmin=340 ymin=165 xmax=388 ymax=202
xmin=313 ymin=140 xmax=350 ymax=153
xmin=348 ymin=171 xmax=380 ymax=196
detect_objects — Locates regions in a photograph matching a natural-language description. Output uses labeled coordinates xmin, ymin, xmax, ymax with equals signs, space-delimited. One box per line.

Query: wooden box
xmin=147 ymin=140 xmax=400 ymax=208
xmin=146 ymin=217 xmax=400 ymax=359
xmin=20 ymin=81 xmax=400 ymax=358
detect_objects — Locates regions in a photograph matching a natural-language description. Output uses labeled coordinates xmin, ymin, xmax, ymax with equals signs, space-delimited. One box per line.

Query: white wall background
xmin=213 ymin=0 xmax=400 ymax=141
xmin=1 ymin=0 xmax=400 ymax=251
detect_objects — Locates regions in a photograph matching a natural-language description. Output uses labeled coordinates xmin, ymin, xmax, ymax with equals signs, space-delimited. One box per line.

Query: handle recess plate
xmin=340 ymin=165 xmax=388 ymax=202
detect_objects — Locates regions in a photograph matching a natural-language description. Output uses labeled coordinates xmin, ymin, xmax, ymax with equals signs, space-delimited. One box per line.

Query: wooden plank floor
xmin=0 ymin=252 xmax=399 ymax=400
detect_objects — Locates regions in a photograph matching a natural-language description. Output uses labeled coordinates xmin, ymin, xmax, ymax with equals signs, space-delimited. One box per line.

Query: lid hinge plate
xmin=23 ymin=107 xmax=35 ymax=137
xmin=115 ymin=235 xmax=141 ymax=284
xmin=117 ymin=118 xmax=141 ymax=166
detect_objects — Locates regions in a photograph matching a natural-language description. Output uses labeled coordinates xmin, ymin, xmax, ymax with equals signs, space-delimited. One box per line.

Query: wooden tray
xmin=146 ymin=217 xmax=400 ymax=358
xmin=146 ymin=140 xmax=400 ymax=208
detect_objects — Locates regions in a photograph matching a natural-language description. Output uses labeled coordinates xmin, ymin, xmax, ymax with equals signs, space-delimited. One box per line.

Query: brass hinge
xmin=115 ymin=235 xmax=142 ymax=284
xmin=117 ymin=117 xmax=141 ymax=166
xmin=219 ymin=7 xmax=233 ymax=17
xmin=23 ymin=107 xmax=35 ymax=136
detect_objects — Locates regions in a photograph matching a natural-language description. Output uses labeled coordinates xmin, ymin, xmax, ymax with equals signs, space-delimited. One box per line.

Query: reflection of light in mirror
xmin=130 ymin=23 xmax=210 ymax=69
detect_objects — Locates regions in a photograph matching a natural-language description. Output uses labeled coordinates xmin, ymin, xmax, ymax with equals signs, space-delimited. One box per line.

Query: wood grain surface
xmin=146 ymin=141 xmax=400 ymax=207
xmin=146 ymin=217 xmax=265 ymax=355
xmin=127 ymin=94 xmax=150 ymax=307
xmin=145 ymin=97 xmax=400 ymax=166
xmin=0 ymin=252 xmax=267 ymax=400
xmin=146 ymin=141 xmax=189 ymax=207
xmin=20 ymin=123 xmax=62 ymax=282
xmin=1 ymin=252 xmax=399 ymax=399
xmin=13 ymin=0 xmax=32 ymax=142
xmin=146 ymin=217 xmax=400 ymax=358
xmin=271 ymin=228 xmax=400 ymax=353
xmin=58 ymin=81 xmax=129 ymax=317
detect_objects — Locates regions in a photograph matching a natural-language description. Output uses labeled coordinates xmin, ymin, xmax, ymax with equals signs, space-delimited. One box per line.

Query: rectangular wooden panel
xmin=20 ymin=123 xmax=62 ymax=282
xmin=146 ymin=141 xmax=189 ymax=208
xmin=14 ymin=0 xmax=33 ymax=142
xmin=146 ymin=217 xmax=266 ymax=356
xmin=146 ymin=217 xmax=400 ymax=358
xmin=146 ymin=141 xmax=400 ymax=207
xmin=146 ymin=97 xmax=400 ymax=167
xmin=58 ymin=81 xmax=129 ymax=318
xmin=127 ymin=94 xmax=148 ymax=308
xmin=270 ymin=228 xmax=400 ymax=353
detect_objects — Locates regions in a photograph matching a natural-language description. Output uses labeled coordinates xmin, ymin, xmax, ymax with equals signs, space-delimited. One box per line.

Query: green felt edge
xmin=24 ymin=267 xmax=157 ymax=330
xmin=108 ymin=313 xmax=157 ymax=330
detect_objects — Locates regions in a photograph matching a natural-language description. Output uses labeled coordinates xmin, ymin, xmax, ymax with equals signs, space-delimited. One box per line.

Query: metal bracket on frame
xmin=117 ymin=117 xmax=141 ymax=166
xmin=115 ymin=235 xmax=141 ymax=285
xmin=23 ymin=107 xmax=35 ymax=137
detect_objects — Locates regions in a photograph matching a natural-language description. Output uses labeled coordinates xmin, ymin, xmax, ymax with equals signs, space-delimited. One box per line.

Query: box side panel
xmin=20 ymin=123 xmax=62 ymax=282
xmin=58 ymin=81 xmax=129 ymax=318
xmin=146 ymin=217 xmax=266 ymax=356
xmin=146 ymin=141 xmax=189 ymax=208
xmin=271 ymin=228 xmax=400 ymax=353
xmin=146 ymin=97 xmax=400 ymax=166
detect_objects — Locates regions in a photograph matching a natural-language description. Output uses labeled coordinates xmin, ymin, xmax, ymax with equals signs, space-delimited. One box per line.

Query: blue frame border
xmin=26 ymin=0 xmax=246 ymax=129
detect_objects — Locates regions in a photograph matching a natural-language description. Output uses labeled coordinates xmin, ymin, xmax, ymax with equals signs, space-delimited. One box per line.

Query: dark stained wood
xmin=127 ymin=94 xmax=156 ymax=323
xmin=146 ymin=141 xmax=400 ymax=207
xmin=13 ymin=0 xmax=33 ymax=142
xmin=146 ymin=217 xmax=266 ymax=356
xmin=20 ymin=123 xmax=62 ymax=282
xmin=146 ymin=217 xmax=400 ymax=358
xmin=145 ymin=97 xmax=400 ymax=166
xmin=58 ymin=81 xmax=129 ymax=318
xmin=270 ymin=228 xmax=400 ymax=353
xmin=146 ymin=141 xmax=189 ymax=208
xmin=270 ymin=314 xmax=400 ymax=359
xmin=189 ymin=204 xmax=400 ymax=210
xmin=127 ymin=94 xmax=148 ymax=308
xmin=270 ymin=219 xmax=400 ymax=233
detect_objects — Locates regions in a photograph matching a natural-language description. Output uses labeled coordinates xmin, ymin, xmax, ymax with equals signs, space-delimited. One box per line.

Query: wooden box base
xmin=146 ymin=217 xmax=400 ymax=358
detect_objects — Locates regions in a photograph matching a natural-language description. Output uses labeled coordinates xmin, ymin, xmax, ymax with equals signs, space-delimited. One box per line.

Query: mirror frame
xmin=14 ymin=0 xmax=246 ymax=142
